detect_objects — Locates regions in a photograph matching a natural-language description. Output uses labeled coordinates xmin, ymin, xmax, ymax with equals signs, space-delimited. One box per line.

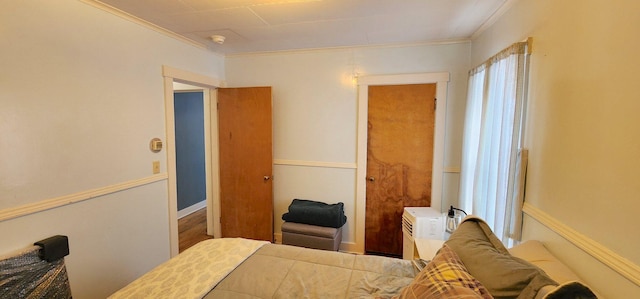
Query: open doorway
xmin=163 ymin=66 xmax=222 ymax=257
xmin=173 ymin=86 xmax=212 ymax=252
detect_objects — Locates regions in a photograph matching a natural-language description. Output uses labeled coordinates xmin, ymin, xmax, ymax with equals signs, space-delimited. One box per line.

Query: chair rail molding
xmin=0 ymin=174 xmax=168 ymax=223
xmin=523 ymin=202 xmax=640 ymax=286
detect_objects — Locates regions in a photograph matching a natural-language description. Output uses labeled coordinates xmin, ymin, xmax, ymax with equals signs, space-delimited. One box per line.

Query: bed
xmin=109 ymin=217 xmax=598 ymax=299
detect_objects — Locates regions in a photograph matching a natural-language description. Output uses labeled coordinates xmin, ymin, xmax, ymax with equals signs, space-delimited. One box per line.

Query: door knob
xmin=367 ymin=176 xmax=375 ymax=182
xmin=263 ymin=176 xmax=272 ymax=181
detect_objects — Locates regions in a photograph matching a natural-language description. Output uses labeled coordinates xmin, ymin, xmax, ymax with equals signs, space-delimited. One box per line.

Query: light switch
xmin=152 ymin=161 xmax=160 ymax=174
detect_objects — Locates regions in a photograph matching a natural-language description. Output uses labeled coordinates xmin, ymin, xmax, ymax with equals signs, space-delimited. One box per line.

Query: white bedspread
xmin=109 ymin=238 xmax=268 ymax=299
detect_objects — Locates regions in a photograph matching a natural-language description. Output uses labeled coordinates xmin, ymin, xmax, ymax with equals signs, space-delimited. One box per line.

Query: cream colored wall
xmin=10 ymin=0 xmax=635 ymax=297
xmin=0 ymin=1 xmax=224 ymax=298
xmin=471 ymin=0 xmax=640 ymax=297
xmin=225 ymin=43 xmax=470 ymax=252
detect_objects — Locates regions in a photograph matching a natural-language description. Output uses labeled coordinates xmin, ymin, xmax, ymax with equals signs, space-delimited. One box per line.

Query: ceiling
xmin=95 ymin=0 xmax=508 ymax=55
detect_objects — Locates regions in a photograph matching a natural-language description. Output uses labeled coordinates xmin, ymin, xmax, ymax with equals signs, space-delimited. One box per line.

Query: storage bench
xmin=281 ymin=222 xmax=342 ymax=251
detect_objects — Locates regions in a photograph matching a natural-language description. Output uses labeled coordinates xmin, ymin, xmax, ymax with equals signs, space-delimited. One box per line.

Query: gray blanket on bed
xmin=203 ymin=244 xmax=415 ymax=299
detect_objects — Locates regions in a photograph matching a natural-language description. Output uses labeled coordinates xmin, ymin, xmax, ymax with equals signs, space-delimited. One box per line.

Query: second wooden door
xmin=218 ymin=87 xmax=273 ymax=242
xmin=365 ymin=83 xmax=436 ymax=256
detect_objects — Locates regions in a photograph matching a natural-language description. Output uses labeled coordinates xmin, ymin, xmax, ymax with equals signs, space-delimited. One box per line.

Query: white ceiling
xmin=96 ymin=0 xmax=508 ymax=55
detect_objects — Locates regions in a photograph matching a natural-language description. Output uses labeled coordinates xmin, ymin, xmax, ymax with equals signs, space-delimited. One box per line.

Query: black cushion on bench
xmin=282 ymin=199 xmax=347 ymax=228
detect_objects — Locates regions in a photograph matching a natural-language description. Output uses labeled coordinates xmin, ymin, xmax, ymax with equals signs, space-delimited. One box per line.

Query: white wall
xmin=225 ymin=43 xmax=470 ymax=251
xmin=0 ymin=1 xmax=224 ymax=298
xmin=471 ymin=0 xmax=640 ymax=297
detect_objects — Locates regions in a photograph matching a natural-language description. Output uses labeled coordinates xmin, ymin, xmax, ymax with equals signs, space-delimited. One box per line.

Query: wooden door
xmin=218 ymin=87 xmax=273 ymax=242
xmin=365 ymin=83 xmax=436 ymax=256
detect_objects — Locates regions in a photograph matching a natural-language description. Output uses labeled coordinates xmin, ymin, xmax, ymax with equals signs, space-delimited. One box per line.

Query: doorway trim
xmin=355 ymin=72 xmax=450 ymax=254
xmin=162 ymin=65 xmax=224 ymax=257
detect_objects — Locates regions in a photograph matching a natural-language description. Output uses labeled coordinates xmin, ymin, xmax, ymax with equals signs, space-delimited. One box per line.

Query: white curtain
xmin=459 ymin=41 xmax=530 ymax=246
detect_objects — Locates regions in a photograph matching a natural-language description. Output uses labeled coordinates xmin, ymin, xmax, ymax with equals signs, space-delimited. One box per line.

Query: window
xmin=459 ymin=40 xmax=531 ymax=246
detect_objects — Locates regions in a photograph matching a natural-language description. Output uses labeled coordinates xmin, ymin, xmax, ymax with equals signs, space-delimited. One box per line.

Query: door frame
xmin=162 ymin=66 xmax=224 ymax=257
xmin=355 ymin=72 xmax=449 ymax=254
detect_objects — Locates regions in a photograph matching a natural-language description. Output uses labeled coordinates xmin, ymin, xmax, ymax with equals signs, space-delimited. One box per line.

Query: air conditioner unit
xmin=402 ymin=207 xmax=445 ymax=260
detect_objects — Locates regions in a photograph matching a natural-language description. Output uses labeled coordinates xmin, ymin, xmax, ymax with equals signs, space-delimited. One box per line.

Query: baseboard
xmin=338 ymin=242 xmax=359 ymax=254
xmin=274 ymin=232 xmax=282 ymax=244
xmin=177 ymin=201 xmax=207 ymax=219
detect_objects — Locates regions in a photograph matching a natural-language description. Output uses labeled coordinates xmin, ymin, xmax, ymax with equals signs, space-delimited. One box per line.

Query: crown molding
xmin=79 ymin=0 xmax=207 ymax=51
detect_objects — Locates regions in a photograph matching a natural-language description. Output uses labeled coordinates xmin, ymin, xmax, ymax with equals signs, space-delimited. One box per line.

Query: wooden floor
xmin=178 ymin=208 xmax=213 ymax=253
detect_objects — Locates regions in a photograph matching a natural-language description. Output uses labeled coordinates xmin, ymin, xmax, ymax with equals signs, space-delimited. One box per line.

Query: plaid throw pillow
xmin=394 ymin=244 xmax=493 ymax=299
